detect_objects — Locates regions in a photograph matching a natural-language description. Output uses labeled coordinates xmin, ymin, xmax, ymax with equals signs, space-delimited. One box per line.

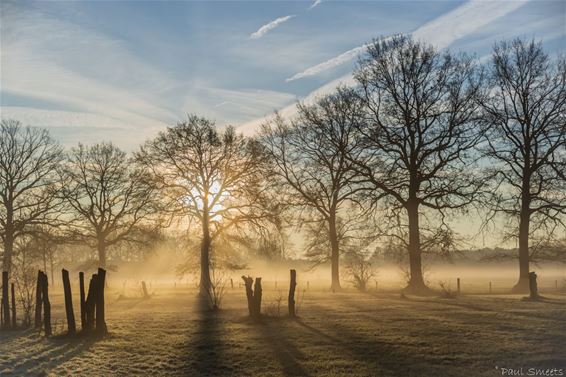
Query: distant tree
xmin=353 ymin=36 xmax=485 ymax=294
xmin=344 ymin=250 xmax=375 ymax=292
xmin=261 ymin=87 xmax=367 ymax=290
xmin=137 ymin=115 xmax=267 ymax=297
xmin=481 ymin=39 xmax=566 ymax=292
xmin=60 ymin=142 xmax=156 ymax=268
xmin=0 ymin=120 xmax=63 ymax=275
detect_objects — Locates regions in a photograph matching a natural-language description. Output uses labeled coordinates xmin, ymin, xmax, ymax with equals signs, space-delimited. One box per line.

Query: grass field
xmin=0 ymin=280 xmax=564 ymax=377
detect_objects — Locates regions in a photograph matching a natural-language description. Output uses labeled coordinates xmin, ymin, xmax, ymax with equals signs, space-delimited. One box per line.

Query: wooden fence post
xmin=288 ymin=270 xmax=296 ymax=317
xmin=62 ymin=269 xmax=76 ymax=334
xmin=11 ymin=283 xmax=16 ymax=328
xmin=41 ymin=273 xmax=51 ymax=336
xmin=141 ymin=281 xmax=149 ymax=299
xmin=34 ymin=270 xmax=43 ymax=328
xmin=2 ymin=271 xmax=9 ymax=329
xmin=79 ymin=272 xmax=86 ymax=330
xmin=85 ymin=274 xmax=98 ymax=331
xmin=489 ymin=281 xmax=492 ymax=294
xmin=529 ymin=271 xmax=539 ymax=299
xmin=457 ymin=278 xmax=461 ymax=295
xmin=96 ymin=268 xmax=107 ymax=335
xmin=253 ymin=278 xmax=262 ymax=318
xmin=242 ymin=276 xmax=254 ymax=317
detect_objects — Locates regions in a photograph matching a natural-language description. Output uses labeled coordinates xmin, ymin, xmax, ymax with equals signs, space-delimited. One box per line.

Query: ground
xmin=0 ymin=283 xmax=564 ymax=377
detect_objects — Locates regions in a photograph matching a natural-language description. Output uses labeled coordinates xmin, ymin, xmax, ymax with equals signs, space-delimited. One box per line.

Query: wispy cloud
xmin=1 ymin=3 xmax=177 ymax=133
xmin=286 ymin=35 xmax=398 ymax=82
xmin=285 ymin=0 xmax=528 ymax=83
xmin=412 ymin=0 xmax=528 ymax=48
xmin=250 ymin=15 xmax=295 ymax=39
xmin=308 ymin=0 xmax=323 ymax=10
xmin=241 ymin=0 xmax=530 ymax=133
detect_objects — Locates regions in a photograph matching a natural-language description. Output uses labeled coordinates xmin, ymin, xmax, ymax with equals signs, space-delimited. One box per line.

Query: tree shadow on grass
xmin=293 ymin=315 xmax=453 ymax=377
xmin=178 ymin=297 xmax=232 ymax=377
xmin=1 ymin=329 xmax=97 ymax=376
xmin=254 ymin=317 xmax=311 ymax=377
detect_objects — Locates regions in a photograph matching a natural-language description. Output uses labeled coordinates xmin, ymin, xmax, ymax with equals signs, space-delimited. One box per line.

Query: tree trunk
xmin=513 ymin=192 xmax=531 ymax=293
xmin=97 ymin=240 xmax=107 ymax=269
xmin=41 ymin=273 xmax=51 ymax=336
xmin=328 ymin=214 xmax=341 ymax=291
xmin=62 ymin=269 xmax=76 ymax=335
xmin=96 ymin=268 xmax=107 ymax=335
xmin=34 ymin=270 xmax=43 ymax=329
xmin=288 ymin=269 xmax=296 ymax=317
xmin=405 ymin=200 xmax=429 ymax=295
xmin=11 ymin=283 xmax=16 ymax=328
xmin=2 ymin=210 xmax=13 ymax=275
xmin=199 ymin=213 xmax=212 ymax=297
xmin=79 ymin=272 xmax=86 ymax=330
xmin=2 ymin=271 xmax=9 ymax=329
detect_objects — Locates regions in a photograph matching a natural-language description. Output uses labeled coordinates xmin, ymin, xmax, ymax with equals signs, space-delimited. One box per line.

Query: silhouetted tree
xmin=481 ymin=39 xmax=566 ymax=293
xmin=353 ymin=36 xmax=485 ymax=294
xmin=0 ymin=120 xmax=63 ymax=275
xmin=261 ymin=87 xmax=366 ymax=290
xmin=60 ymin=143 xmax=156 ymax=268
xmin=137 ymin=115 xmax=267 ymax=297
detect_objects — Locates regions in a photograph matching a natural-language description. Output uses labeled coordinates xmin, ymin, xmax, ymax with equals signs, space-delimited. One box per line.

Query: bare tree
xmin=344 ymin=249 xmax=375 ymax=292
xmin=261 ymin=87 xmax=366 ymax=290
xmin=60 ymin=142 xmax=156 ymax=268
xmin=0 ymin=120 xmax=63 ymax=275
xmin=137 ymin=115 xmax=267 ymax=297
xmin=481 ymin=39 xmax=566 ymax=293
xmin=353 ymin=36 xmax=485 ymax=294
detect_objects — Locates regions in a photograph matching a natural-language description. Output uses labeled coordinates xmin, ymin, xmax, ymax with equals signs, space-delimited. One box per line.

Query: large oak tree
xmin=353 ymin=36 xmax=485 ymax=294
xmin=60 ymin=142 xmax=156 ymax=268
xmin=137 ymin=115 xmax=267 ymax=297
xmin=482 ymin=39 xmax=566 ymax=293
xmin=0 ymin=120 xmax=63 ymax=275
xmin=261 ymin=87 xmax=366 ymax=290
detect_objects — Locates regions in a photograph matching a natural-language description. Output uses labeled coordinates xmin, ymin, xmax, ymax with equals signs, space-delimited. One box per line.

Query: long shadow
xmin=255 ymin=318 xmax=311 ymax=377
xmin=293 ymin=308 xmax=460 ymax=377
xmin=1 ymin=331 xmax=96 ymax=375
xmin=179 ymin=297 xmax=231 ymax=377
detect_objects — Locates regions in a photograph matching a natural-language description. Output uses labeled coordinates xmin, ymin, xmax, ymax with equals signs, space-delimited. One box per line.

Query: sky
xmin=1 ymin=0 xmax=565 ymax=151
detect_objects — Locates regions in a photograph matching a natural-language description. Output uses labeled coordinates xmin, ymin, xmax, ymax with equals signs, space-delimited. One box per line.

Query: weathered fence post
xmin=41 ymin=272 xmax=51 ymax=336
xmin=253 ymin=278 xmax=262 ymax=318
xmin=2 ymin=271 xmax=9 ymax=329
xmin=457 ymin=278 xmax=461 ymax=295
xmin=489 ymin=281 xmax=492 ymax=294
xmin=85 ymin=274 xmax=98 ymax=331
xmin=242 ymin=276 xmax=254 ymax=317
xmin=11 ymin=283 xmax=16 ymax=328
xmin=141 ymin=281 xmax=149 ymax=299
xmin=34 ymin=270 xmax=43 ymax=328
xmin=79 ymin=272 xmax=86 ymax=330
xmin=288 ymin=269 xmax=296 ymax=317
xmin=230 ymin=278 xmax=234 ymax=289
xmin=96 ymin=268 xmax=107 ymax=335
xmin=529 ymin=271 xmax=539 ymax=299
xmin=62 ymin=269 xmax=76 ymax=334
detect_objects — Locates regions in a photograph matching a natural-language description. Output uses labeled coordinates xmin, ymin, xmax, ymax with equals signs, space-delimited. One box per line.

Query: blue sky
xmin=1 ymin=0 xmax=565 ymax=150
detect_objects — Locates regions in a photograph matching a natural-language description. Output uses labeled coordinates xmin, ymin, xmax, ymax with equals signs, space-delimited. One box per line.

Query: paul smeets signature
xmin=496 ymin=367 xmax=564 ymax=376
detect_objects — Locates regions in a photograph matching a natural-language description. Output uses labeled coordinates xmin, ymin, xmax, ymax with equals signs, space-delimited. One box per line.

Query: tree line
xmin=1 ymin=36 xmax=564 ymax=300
